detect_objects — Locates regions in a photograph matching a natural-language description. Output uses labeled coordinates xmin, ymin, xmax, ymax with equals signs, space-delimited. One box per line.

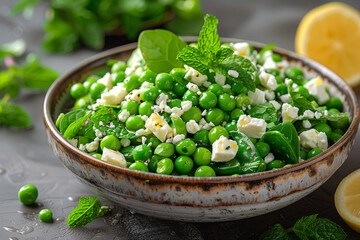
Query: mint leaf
xmin=63 ymin=111 xmax=91 ymax=140
xmin=259 ymin=224 xmax=291 ymax=240
xmin=0 ymin=101 xmax=32 ymax=129
xmin=198 ymin=14 xmax=221 ymax=60
xmin=20 ymin=64 xmax=59 ymax=90
xmin=67 ymin=196 xmax=101 ymax=227
xmin=139 ymin=29 xmax=187 ymax=74
xmin=177 ymin=45 xmax=209 ymax=74
xmin=59 ymin=109 xmax=87 ymax=134
xmin=215 ymin=47 xmax=234 ymax=61
xmin=247 ymin=102 xmax=277 ymax=123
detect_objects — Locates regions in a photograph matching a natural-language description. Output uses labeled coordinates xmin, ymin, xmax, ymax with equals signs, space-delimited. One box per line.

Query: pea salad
xmin=56 ymin=14 xmax=349 ymax=177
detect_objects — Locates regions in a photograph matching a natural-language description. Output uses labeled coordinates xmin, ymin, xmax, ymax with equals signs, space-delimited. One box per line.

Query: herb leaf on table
xmin=67 ymin=196 xmax=102 ymax=227
xmin=0 ymin=96 xmax=32 ymax=129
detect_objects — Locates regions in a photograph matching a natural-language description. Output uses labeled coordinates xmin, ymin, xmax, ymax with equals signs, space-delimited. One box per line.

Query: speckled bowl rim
xmin=44 ymin=37 xmax=360 ymax=184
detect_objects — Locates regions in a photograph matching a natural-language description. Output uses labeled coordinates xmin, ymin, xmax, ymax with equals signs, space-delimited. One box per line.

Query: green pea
xmin=329 ymin=112 xmax=350 ymax=130
xmin=172 ymin=117 xmax=187 ymax=137
xmin=70 ymin=83 xmax=87 ymax=99
xmin=300 ymin=150 xmax=307 ymax=160
xmin=255 ymin=142 xmax=270 ymax=158
xmin=176 ymin=139 xmax=196 ymax=156
xmin=133 ymin=144 xmax=152 ymax=161
xmin=183 ymin=90 xmax=199 ymax=106
xmin=111 ymin=61 xmax=127 ymax=73
xmin=138 ymin=102 xmax=153 ymax=116
xmin=194 ymin=166 xmax=216 ymax=177
xmin=155 ymin=73 xmax=173 ymax=91
xmin=154 ymin=143 xmax=175 ymax=157
xmin=223 ymin=111 xmax=230 ymax=122
xmin=274 ymin=84 xmax=288 ymax=97
xmin=333 ymin=128 xmax=344 ymax=135
xmin=249 ymin=137 xmax=257 ymax=145
xmin=230 ymin=108 xmax=244 ymax=121
xmin=38 ymin=209 xmax=52 ymax=222
xmin=89 ymin=83 xmax=106 ymax=99
xmin=225 ymin=121 xmax=237 ymax=132
xmin=55 ymin=113 xmax=64 ymax=129
xmin=294 ymin=86 xmax=310 ymax=98
xmin=265 ymin=68 xmax=280 ymax=77
xmin=208 ymin=84 xmax=223 ymax=96
xmin=326 ymin=97 xmax=342 ymax=111
xmin=330 ymin=132 xmax=342 ymax=144
xmin=125 ymin=116 xmax=145 ymax=131
xmin=156 ymin=158 xmax=174 ymax=175
xmin=222 ymin=88 xmax=234 ymax=95
xmin=168 ymin=99 xmax=182 ymax=109
xmin=140 ymin=70 xmax=156 ymax=83
xmin=314 ymin=123 xmax=332 ymax=139
xmin=73 ymin=94 xmax=90 ymax=109
xmin=231 ymin=82 xmax=248 ymax=95
xmin=307 ymin=148 xmax=323 ymax=158
xmin=205 ymin=108 xmax=225 ymax=125
xmin=18 ymin=184 xmax=38 ymax=205
xmin=83 ymin=75 xmax=99 ymax=90
xmin=272 ymin=54 xmax=282 ymax=62
xmin=182 ymin=107 xmax=202 ymax=122
xmin=100 ymin=135 xmax=121 ymax=151
xmin=267 ymin=160 xmax=285 ymax=170
xmin=145 ymin=136 xmax=162 ymax=150
xmin=199 ymin=91 xmax=217 ymax=109
xmin=129 ymin=162 xmax=149 ymax=172
xmin=284 ymin=67 xmax=304 ymax=82
xmin=208 ymin=126 xmax=229 ymax=144
xmin=275 ymin=76 xmax=284 ymax=84
xmin=141 ymin=86 xmax=160 ymax=102
xmin=112 ymin=72 xmax=126 ymax=85
xmin=173 ymin=82 xmax=187 ymax=97
xmin=148 ymin=155 xmax=161 ymax=172
xmin=218 ymin=93 xmax=236 ymax=112
xmin=193 ymin=129 xmax=210 ymax=144
xmin=170 ymin=68 xmax=186 ymax=78
xmin=193 ymin=147 xmax=211 ymax=166
xmin=124 ymin=75 xmax=140 ymax=92
xmin=235 ymin=94 xmax=251 ymax=108
xmin=174 ymin=156 xmax=194 ymax=174
xmin=121 ymin=101 xmax=139 ymax=115
xmin=91 ymin=153 xmax=102 ymax=159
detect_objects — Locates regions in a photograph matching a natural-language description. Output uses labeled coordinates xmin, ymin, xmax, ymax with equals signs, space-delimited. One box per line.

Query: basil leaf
xmin=0 ymin=39 xmax=26 ymax=59
xmin=259 ymin=224 xmax=290 ymax=240
xmin=139 ymin=29 xmax=187 ymax=73
xmin=59 ymin=109 xmax=87 ymax=134
xmin=247 ymin=102 xmax=277 ymax=123
xmin=198 ymin=14 xmax=221 ymax=60
xmin=67 ymin=196 xmax=101 ymax=227
xmin=0 ymin=102 xmax=32 ymax=129
xmin=63 ymin=111 xmax=91 ymax=139
xmin=177 ymin=45 xmax=209 ymax=75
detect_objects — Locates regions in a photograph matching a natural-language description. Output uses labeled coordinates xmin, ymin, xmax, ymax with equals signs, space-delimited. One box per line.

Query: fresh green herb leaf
xmin=198 ymin=14 xmax=221 ymax=60
xmin=19 ymin=64 xmax=59 ymax=90
xmin=76 ymin=12 xmax=104 ymax=50
xmin=67 ymin=196 xmax=102 ymax=227
xmin=259 ymin=43 xmax=277 ymax=57
xmin=59 ymin=109 xmax=87 ymax=134
xmin=0 ymin=70 xmax=21 ymax=99
xmin=215 ymin=47 xmax=234 ymax=61
xmin=0 ymin=39 xmax=26 ymax=59
xmin=247 ymin=102 xmax=277 ymax=123
xmin=271 ymin=122 xmax=300 ymax=158
xmin=63 ymin=111 xmax=92 ymax=139
xmin=177 ymin=45 xmax=209 ymax=74
xmin=0 ymin=98 xmax=32 ymax=129
xmin=127 ymin=48 xmax=145 ymax=67
xmin=139 ymin=29 xmax=187 ymax=73
xmin=259 ymin=224 xmax=291 ymax=240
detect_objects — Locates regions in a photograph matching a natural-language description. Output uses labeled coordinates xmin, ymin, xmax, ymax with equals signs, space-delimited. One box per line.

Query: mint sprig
xmin=259 ymin=214 xmax=346 ymax=240
xmin=177 ymin=14 xmax=258 ymax=92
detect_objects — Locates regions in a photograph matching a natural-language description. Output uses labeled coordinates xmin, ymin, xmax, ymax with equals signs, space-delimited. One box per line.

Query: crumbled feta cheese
xmin=186 ymin=120 xmax=200 ymax=134
xmin=79 ymin=144 xmax=86 ymax=151
xmin=109 ymin=122 xmax=115 ymax=128
xmin=184 ymin=67 xmax=208 ymax=86
xmin=99 ymin=121 xmax=104 ymax=127
xmin=303 ymin=110 xmax=315 ymax=119
xmin=248 ymin=89 xmax=266 ymax=105
xmin=304 ymin=76 xmax=330 ymax=105
xmin=264 ymin=153 xmax=275 ymax=164
xmin=282 ymin=103 xmax=299 ymax=122
xmin=186 ymin=82 xmax=200 ymax=92
xmin=259 ymin=71 xmax=278 ymax=90
xmin=181 ymin=101 xmax=192 ymax=112
xmin=118 ymin=109 xmax=130 ymax=122
xmin=95 ymin=129 xmax=103 ymax=138
xmin=203 ymin=81 xmax=212 ymax=88
xmin=86 ymin=140 xmax=99 ymax=152
xmin=280 ymin=94 xmax=292 ymax=103
xmin=172 ymin=134 xmax=185 ymax=145
xmin=202 ymin=122 xmax=215 ymax=130
xmin=145 ymin=113 xmax=173 ymax=142
xmin=202 ymin=110 xmax=207 ymax=116
xmin=299 ymin=129 xmax=328 ymax=150
xmin=124 ymin=62 xmax=142 ymax=76
xmin=199 ymin=118 xmax=207 ymax=127
xmin=211 ymin=136 xmax=238 ymax=162
xmin=170 ymin=107 xmax=184 ymax=118
xmin=140 ymin=81 xmax=154 ymax=90
xmin=68 ymin=138 xmax=78 ymax=147
xmin=263 ymin=57 xmax=277 ymax=69
xmin=120 ymin=139 xmax=131 ymax=147
xmin=269 ymin=100 xmax=281 ymax=111
xmin=237 ymin=115 xmax=267 ymax=138
xmin=284 ymin=78 xmax=292 ymax=86
xmin=126 ymin=89 xmax=142 ymax=102
xmin=302 ymin=120 xmax=312 ymax=129
xmin=141 ymin=115 xmax=149 ymax=122
xmin=315 ymin=112 xmax=323 ymax=119
xmin=142 ymin=136 xmax=147 ymax=145
xmin=135 ymin=128 xmax=147 ymax=136
xmin=223 ymin=84 xmax=231 ymax=89
xmin=99 ymin=84 xmax=128 ymax=106
xmin=214 ymin=72 xmax=226 ymax=86
xmin=101 ymin=147 xmax=126 ymax=167
xmin=230 ymin=42 xmax=250 ymax=57
xmin=97 ymin=72 xmax=113 ymax=90
xmin=264 ymin=90 xmax=275 ymax=101
xmin=228 ymin=70 xmax=239 ymax=78
xmin=152 ymin=105 xmax=161 ymax=113
xmin=156 ymin=93 xmax=169 ymax=105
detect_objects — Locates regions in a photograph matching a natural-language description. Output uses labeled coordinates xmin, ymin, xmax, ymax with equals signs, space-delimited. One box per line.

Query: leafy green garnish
xmin=67 ymin=196 xmax=108 ymax=227
xmin=59 ymin=109 xmax=88 ymax=134
xmin=139 ymin=29 xmax=187 ymax=73
xmin=247 ymin=102 xmax=277 ymax=123
xmin=0 ymin=39 xmax=26 ymax=60
xmin=259 ymin=214 xmax=346 ymax=240
xmin=0 ymin=95 xmax=32 ymax=129
xmin=258 ymin=43 xmax=277 ymax=57
xmin=177 ymin=14 xmax=258 ymax=92
xmin=63 ymin=111 xmax=92 ymax=139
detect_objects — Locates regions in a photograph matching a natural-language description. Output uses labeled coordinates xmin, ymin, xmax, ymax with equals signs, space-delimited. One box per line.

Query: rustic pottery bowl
xmin=43 ymin=38 xmax=359 ymax=222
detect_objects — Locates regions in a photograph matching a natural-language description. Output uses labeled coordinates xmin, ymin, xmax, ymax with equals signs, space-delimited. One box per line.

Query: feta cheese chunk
xmin=186 ymin=82 xmax=200 ymax=92
xmin=281 ymin=103 xmax=299 ymax=122
xmin=211 ymin=136 xmax=239 ymax=162
xmin=299 ymin=129 xmax=328 ymax=150
xmin=85 ymin=140 xmax=99 ymax=152
xmin=99 ymin=83 xmax=127 ymax=106
xmin=280 ymin=94 xmax=291 ymax=103
xmin=118 ymin=109 xmax=130 ymax=122
xmin=230 ymin=42 xmax=250 ymax=57
xmin=120 ymin=138 xmax=131 ymax=147
xmin=264 ymin=153 xmax=275 ymax=164
xmin=145 ymin=113 xmax=173 ymax=142
xmin=228 ymin=70 xmax=239 ymax=78
xmin=68 ymin=138 xmax=78 ymax=147
xmin=303 ymin=110 xmax=315 ymax=119
xmin=248 ymin=89 xmax=266 ymax=105
xmin=126 ymin=89 xmax=142 ymax=102
xmin=170 ymin=107 xmax=184 ymax=118
xmin=269 ymin=100 xmax=281 ymax=111
xmin=172 ymin=134 xmax=185 ymax=145
xmin=181 ymin=101 xmax=192 ymax=112
xmin=302 ymin=120 xmax=312 ymax=129
xmin=304 ymin=76 xmax=330 ymax=105
xmin=259 ymin=71 xmax=278 ymax=90
xmin=97 ymin=72 xmax=113 ymax=90
xmin=237 ymin=115 xmax=267 ymax=138
xmin=184 ymin=67 xmax=208 ymax=86
xmin=186 ymin=120 xmax=200 ymax=134
xmin=214 ymin=72 xmax=226 ymax=86
xmin=101 ymin=147 xmax=126 ymax=167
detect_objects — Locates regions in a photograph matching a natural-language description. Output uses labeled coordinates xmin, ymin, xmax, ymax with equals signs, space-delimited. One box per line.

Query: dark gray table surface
xmin=1 ymin=0 xmax=360 ymax=239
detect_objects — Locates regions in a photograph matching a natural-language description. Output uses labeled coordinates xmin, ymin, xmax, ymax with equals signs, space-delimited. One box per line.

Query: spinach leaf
xmin=139 ymin=29 xmax=187 ymax=73
xmin=0 ymin=101 xmax=32 ymax=129
xmin=63 ymin=111 xmax=92 ymax=139
xmin=247 ymin=103 xmax=277 ymax=123
xmin=59 ymin=109 xmax=87 ymax=134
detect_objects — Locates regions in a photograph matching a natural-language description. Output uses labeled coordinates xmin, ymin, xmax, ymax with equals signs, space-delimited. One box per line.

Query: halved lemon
xmin=335 ymin=168 xmax=360 ymax=233
xmin=295 ymin=2 xmax=360 ymax=87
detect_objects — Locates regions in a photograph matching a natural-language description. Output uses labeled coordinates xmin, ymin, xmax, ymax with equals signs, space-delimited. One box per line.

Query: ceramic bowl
xmin=43 ymin=38 xmax=359 ymax=222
